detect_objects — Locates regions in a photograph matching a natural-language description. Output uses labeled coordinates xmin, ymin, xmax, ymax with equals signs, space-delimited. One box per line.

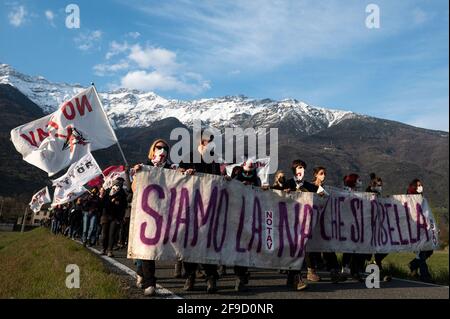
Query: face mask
xmin=374 ymin=186 xmax=382 ymax=193
xmin=356 ymin=179 xmax=362 ymax=187
xmin=278 ymin=176 xmax=286 ymax=185
xmin=110 ymin=185 xmax=120 ymax=196
xmin=153 ymin=147 xmax=167 ymax=164
xmin=198 ymin=143 xmax=212 ymax=157
xmin=417 ymin=186 xmax=423 ymax=194
xmin=295 ymin=168 xmax=305 ymax=181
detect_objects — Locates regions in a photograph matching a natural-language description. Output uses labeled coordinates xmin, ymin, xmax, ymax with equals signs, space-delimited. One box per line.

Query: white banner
xmin=128 ymin=167 xmax=439 ymax=269
xmin=51 ymin=153 xmax=102 ymax=205
xmin=29 ymin=186 xmax=51 ymax=213
xmin=306 ymin=186 xmax=440 ymax=253
xmin=128 ymin=165 xmax=316 ymax=270
xmin=10 ymin=87 xmax=117 ymax=176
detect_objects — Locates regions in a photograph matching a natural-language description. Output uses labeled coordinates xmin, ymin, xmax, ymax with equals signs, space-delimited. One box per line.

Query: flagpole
xmin=90 ymin=83 xmax=129 ymax=167
xmin=21 ymin=206 xmax=28 ymax=233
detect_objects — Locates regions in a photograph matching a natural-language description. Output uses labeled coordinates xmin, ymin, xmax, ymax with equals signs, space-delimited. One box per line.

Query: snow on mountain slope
xmin=0 ymin=63 xmax=359 ymax=134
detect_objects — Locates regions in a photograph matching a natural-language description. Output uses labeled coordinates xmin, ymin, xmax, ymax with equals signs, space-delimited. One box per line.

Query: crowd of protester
xmin=43 ymin=133 xmax=435 ymax=296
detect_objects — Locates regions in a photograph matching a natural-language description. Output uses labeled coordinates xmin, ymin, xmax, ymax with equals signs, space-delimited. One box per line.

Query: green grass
xmin=0 ymin=228 xmax=127 ymax=298
xmin=381 ymin=251 xmax=449 ymax=285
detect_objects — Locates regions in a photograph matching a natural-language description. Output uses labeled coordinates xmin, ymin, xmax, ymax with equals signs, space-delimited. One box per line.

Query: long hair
xmin=291 ymin=159 xmax=307 ymax=174
xmin=148 ymin=139 xmax=170 ymax=161
xmin=368 ymin=173 xmax=382 ymax=188
xmin=272 ymin=170 xmax=285 ymax=186
xmin=407 ymin=178 xmax=422 ymax=194
xmin=343 ymin=173 xmax=359 ymax=189
xmin=312 ymin=166 xmax=326 ymax=184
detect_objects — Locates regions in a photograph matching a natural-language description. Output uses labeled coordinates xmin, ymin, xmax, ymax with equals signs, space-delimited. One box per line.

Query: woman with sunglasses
xmin=132 ymin=139 xmax=173 ymax=297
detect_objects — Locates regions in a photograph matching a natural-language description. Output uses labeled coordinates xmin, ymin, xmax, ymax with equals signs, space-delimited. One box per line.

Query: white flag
xmin=10 ymin=86 xmax=117 ymax=176
xmin=29 ymin=186 xmax=51 ymax=213
xmin=52 ymin=152 xmax=102 ymax=196
xmin=52 ymin=185 xmax=88 ymax=206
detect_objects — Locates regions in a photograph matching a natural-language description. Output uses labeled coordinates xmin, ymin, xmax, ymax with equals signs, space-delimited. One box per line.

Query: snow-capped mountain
xmin=0 ymin=63 xmax=360 ymax=134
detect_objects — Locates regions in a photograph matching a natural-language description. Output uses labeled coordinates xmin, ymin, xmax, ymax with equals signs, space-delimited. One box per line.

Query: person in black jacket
xmin=69 ymin=198 xmax=83 ymax=239
xmin=284 ymin=159 xmax=319 ymax=291
xmin=229 ymin=159 xmax=262 ymax=291
xmin=101 ymin=178 xmax=127 ymax=257
xmin=178 ymin=129 xmax=222 ymax=294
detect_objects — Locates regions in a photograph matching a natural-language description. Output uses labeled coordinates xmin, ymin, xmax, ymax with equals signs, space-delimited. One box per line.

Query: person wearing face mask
xmin=178 ymin=129 xmax=222 ymax=294
xmin=284 ymin=159 xmax=319 ymax=291
xmin=407 ymin=179 xmax=434 ymax=283
xmin=132 ymin=139 xmax=174 ymax=297
xmin=229 ymin=158 xmax=263 ymax=291
xmin=340 ymin=174 xmax=365 ymax=281
xmin=365 ymin=173 xmax=391 ymax=282
xmin=312 ymin=167 xmax=346 ymax=283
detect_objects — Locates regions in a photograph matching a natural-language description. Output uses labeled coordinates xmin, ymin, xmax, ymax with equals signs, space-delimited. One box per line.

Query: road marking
xmin=77 ymin=241 xmax=182 ymax=299
xmin=391 ymin=276 xmax=449 ymax=288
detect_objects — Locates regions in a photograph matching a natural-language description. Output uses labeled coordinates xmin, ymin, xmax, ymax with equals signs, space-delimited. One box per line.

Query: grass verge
xmin=0 ymin=228 xmax=128 ymax=298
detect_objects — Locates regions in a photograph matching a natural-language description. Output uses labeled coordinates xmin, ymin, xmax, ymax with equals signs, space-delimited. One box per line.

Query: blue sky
xmin=0 ymin=0 xmax=448 ymax=131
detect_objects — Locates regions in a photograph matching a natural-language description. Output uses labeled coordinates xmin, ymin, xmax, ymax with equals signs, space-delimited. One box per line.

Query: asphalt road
xmin=89 ymin=244 xmax=449 ymax=299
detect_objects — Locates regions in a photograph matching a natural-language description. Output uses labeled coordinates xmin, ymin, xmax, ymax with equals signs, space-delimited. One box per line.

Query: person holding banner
xmin=341 ymin=173 xmax=365 ymax=281
xmin=407 ymin=179 xmax=435 ymax=283
xmin=366 ymin=173 xmax=392 ymax=282
xmin=284 ymin=159 xmax=319 ymax=291
xmin=230 ymin=158 xmax=263 ymax=291
xmin=271 ymin=170 xmax=287 ymax=191
xmin=178 ymin=130 xmax=222 ymax=294
xmin=312 ymin=166 xmax=346 ymax=283
xmin=133 ymin=139 xmax=174 ymax=296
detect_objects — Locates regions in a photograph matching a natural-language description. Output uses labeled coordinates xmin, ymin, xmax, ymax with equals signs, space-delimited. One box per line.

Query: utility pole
xmin=0 ymin=198 xmax=4 ymax=220
xmin=21 ymin=206 xmax=28 ymax=233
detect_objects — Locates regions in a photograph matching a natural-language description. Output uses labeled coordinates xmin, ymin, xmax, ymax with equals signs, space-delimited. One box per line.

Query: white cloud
xmin=74 ymin=30 xmax=103 ymax=51
xmin=105 ymin=41 xmax=129 ymax=59
xmin=128 ymin=44 xmax=178 ymax=71
xmin=127 ymin=31 xmax=141 ymax=39
xmin=8 ymin=5 xmax=26 ymax=27
xmin=95 ymin=39 xmax=209 ymax=95
xmin=120 ymin=70 xmax=210 ymax=94
xmin=130 ymin=0 xmax=436 ymax=74
xmin=93 ymin=60 xmax=130 ymax=76
xmin=45 ymin=10 xmax=55 ymax=27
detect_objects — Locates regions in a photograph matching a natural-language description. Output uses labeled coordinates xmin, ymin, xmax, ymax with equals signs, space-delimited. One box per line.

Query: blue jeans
xmin=51 ymin=219 xmax=60 ymax=234
xmin=82 ymin=212 xmax=97 ymax=245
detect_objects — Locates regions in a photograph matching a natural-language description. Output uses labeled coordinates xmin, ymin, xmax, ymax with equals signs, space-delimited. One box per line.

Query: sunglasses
xmin=155 ymin=145 xmax=169 ymax=151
